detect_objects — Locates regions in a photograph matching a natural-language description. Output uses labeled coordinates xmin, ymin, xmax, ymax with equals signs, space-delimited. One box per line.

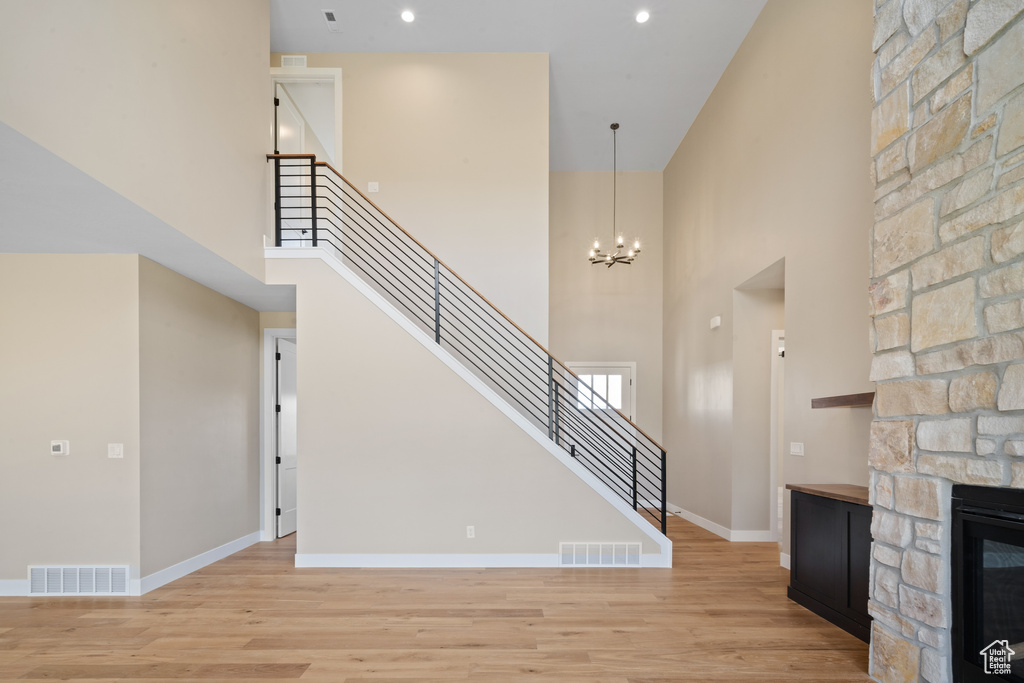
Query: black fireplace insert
xmin=952 ymin=485 xmax=1024 ymax=682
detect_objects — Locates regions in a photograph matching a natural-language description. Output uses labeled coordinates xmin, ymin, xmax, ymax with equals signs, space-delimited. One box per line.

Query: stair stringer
xmin=266 ymin=247 xmax=671 ymax=567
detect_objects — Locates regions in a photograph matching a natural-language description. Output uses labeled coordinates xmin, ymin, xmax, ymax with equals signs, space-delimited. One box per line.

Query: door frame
xmin=261 ymin=327 xmax=297 ymax=541
xmin=769 ymin=329 xmax=785 ymax=543
xmin=270 ymin=67 xmax=343 ymax=170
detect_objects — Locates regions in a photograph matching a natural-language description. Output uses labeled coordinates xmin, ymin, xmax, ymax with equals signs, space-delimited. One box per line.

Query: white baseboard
xmin=672 ymin=505 xmax=772 ymax=543
xmin=296 ymin=552 xmax=672 ymax=569
xmin=780 ymin=552 xmax=791 ymax=570
xmin=672 ymin=506 xmax=732 ymax=540
xmin=0 ymin=580 xmax=28 ymax=596
xmin=642 ymin=553 xmax=672 ymax=568
xmin=139 ymin=531 xmax=261 ymax=594
xmin=296 ymin=553 xmax=560 ymax=568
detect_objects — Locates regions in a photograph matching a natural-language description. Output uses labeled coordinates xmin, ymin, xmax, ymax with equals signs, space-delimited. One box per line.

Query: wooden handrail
xmin=266 ymin=153 xmax=666 ymax=454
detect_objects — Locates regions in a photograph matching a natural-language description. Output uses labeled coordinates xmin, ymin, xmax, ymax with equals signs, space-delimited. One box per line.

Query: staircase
xmin=268 ymin=154 xmax=667 ymax=535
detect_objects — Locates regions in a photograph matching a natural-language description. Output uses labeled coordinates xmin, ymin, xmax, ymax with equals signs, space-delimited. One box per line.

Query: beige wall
xmin=275 ymin=52 xmax=550 ymax=345
xmin=267 ymin=257 xmax=660 ymax=556
xmin=549 ymin=171 xmax=664 ymax=442
xmin=0 ymin=254 xmax=141 ymax=579
xmin=0 ymin=1 xmax=270 ymax=279
xmin=663 ymin=0 xmax=874 ymax=549
xmin=0 ymin=254 xmax=261 ymax=583
xmin=139 ymin=259 xmax=260 ymax=576
xmin=260 ymin=312 xmax=297 ymax=330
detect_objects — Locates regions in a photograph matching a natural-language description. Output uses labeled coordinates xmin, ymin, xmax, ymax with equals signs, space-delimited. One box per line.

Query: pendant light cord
xmin=613 ymin=126 xmax=617 ymax=244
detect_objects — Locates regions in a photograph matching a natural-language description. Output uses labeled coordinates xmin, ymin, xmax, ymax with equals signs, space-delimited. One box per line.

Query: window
xmin=576 ymin=373 xmax=622 ymax=410
xmin=565 ymin=362 xmax=635 ymax=420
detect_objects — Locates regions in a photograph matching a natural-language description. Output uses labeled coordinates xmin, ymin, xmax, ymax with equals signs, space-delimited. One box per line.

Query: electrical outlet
xmin=50 ymin=440 xmax=69 ymax=456
xmin=466 ymin=525 xmax=475 ymax=539
xmin=108 ymin=443 xmax=124 ymax=459
xmin=790 ymin=442 xmax=804 ymax=456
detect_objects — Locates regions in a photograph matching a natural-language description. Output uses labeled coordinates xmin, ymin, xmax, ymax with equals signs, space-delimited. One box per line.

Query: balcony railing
xmin=268 ymin=154 xmax=667 ymax=533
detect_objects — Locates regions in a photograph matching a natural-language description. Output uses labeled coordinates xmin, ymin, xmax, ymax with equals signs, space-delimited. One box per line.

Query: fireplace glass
xmin=953 ymin=485 xmax=1024 ymax=682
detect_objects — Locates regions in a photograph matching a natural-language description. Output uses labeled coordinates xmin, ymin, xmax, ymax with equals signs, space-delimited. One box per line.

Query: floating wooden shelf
xmin=810 ymin=392 xmax=875 ymax=409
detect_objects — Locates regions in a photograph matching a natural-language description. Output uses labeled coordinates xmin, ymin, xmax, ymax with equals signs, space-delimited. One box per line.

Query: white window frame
xmin=564 ymin=361 xmax=637 ymax=422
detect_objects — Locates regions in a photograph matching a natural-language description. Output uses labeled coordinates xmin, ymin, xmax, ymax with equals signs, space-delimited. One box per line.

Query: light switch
xmin=790 ymin=442 xmax=804 ymax=456
xmin=108 ymin=443 xmax=124 ymax=459
xmin=710 ymin=316 xmax=721 ymax=329
xmin=368 ymin=181 xmax=379 ymax=193
xmin=50 ymin=440 xmax=69 ymax=456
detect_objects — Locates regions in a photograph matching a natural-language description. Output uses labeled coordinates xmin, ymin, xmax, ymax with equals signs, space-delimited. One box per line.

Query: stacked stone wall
xmin=869 ymin=1 xmax=1024 ymax=681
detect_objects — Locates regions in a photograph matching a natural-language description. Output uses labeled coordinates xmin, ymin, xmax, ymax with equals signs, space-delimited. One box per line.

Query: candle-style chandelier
xmin=588 ymin=122 xmax=641 ymax=267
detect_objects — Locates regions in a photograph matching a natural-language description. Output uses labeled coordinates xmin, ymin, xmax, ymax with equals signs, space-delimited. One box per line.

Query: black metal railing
xmin=269 ymin=154 xmax=668 ymax=533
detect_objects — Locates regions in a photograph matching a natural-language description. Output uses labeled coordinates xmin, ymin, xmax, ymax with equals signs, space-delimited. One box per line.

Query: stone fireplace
xmin=868 ymin=0 xmax=1024 ymax=681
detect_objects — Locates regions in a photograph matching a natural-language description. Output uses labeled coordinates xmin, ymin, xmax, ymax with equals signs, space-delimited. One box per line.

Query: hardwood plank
xmin=19 ymin=662 xmax=310 ymax=679
xmin=0 ymin=516 xmax=870 ymax=681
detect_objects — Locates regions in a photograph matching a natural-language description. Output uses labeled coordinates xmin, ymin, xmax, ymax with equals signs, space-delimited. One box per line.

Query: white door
xmin=276 ymin=338 xmax=298 ymax=537
xmin=275 ymin=84 xmax=313 ymax=247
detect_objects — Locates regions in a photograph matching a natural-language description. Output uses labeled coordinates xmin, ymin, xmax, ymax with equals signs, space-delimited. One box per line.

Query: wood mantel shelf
xmin=810 ymin=392 xmax=875 ymax=409
xmin=786 ymin=483 xmax=870 ymax=506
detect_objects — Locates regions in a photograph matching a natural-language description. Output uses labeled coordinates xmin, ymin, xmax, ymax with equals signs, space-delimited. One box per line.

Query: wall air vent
xmin=281 ymin=55 xmax=308 ymax=68
xmin=559 ymin=542 xmax=641 ymax=567
xmin=28 ymin=566 xmax=130 ymax=596
xmin=321 ymin=9 xmax=341 ymax=33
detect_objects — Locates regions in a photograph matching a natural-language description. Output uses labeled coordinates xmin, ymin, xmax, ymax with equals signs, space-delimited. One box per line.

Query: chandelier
xmin=588 ymin=122 xmax=641 ymax=267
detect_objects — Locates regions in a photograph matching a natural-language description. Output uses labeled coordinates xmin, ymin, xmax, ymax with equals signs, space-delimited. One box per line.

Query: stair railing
xmin=268 ymin=154 xmax=667 ymax=533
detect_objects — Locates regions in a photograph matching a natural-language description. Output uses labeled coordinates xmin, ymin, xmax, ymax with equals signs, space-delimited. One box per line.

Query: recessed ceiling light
xmin=401 ymin=10 xmax=415 ymax=22
xmin=636 ymin=10 xmax=650 ymax=23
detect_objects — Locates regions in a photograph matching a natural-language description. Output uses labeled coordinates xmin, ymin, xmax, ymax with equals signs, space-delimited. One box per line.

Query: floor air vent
xmin=559 ymin=543 xmax=641 ymax=567
xmin=28 ymin=566 xmax=130 ymax=595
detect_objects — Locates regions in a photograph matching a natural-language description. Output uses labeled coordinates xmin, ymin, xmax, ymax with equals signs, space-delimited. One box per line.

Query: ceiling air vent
xmin=559 ymin=542 xmax=641 ymax=567
xmin=321 ymin=9 xmax=341 ymax=33
xmin=28 ymin=566 xmax=130 ymax=596
xmin=281 ymin=55 xmax=307 ymax=68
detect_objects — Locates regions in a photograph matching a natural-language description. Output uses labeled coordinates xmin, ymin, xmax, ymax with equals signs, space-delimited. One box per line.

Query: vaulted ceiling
xmin=269 ymin=0 xmax=767 ymax=171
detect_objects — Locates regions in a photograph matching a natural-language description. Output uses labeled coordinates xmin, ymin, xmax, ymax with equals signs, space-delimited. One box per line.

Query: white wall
xmin=266 ymin=256 xmax=662 ymax=559
xmin=0 ymin=254 xmax=142 ymax=580
xmin=139 ymin=258 xmax=260 ymax=576
xmin=663 ymin=0 xmax=874 ymax=551
xmin=274 ymin=52 xmax=551 ymax=345
xmin=0 ymin=0 xmax=271 ymax=279
xmin=549 ymin=171 xmax=664 ymax=442
xmin=282 ymin=82 xmax=336 ymax=163
xmin=0 ymin=254 xmax=262 ymax=584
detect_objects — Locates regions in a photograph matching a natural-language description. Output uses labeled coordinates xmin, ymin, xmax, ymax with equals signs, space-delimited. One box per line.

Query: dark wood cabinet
xmin=787 ymin=486 xmax=872 ymax=642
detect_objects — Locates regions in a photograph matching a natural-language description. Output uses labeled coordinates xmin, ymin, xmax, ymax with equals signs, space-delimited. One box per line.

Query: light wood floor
xmin=0 ymin=516 xmax=870 ymax=681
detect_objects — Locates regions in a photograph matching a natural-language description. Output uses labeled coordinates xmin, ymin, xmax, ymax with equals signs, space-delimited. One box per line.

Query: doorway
xmin=733 ymin=258 xmax=785 ymax=540
xmin=276 ymin=338 xmax=298 ymax=537
xmin=270 ymin=67 xmax=343 ymax=168
xmin=262 ymin=327 xmax=297 ymax=541
xmin=770 ymin=330 xmax=785 ymax=544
